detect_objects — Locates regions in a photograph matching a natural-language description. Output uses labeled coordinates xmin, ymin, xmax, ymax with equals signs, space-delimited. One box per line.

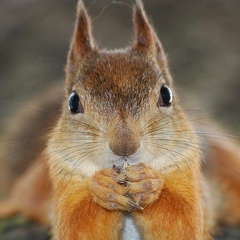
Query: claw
xmin=128 ymin=201 xmax=144 ymax=211
xmin=112 ymin=164 xmax=122 ymax=174
xmin=117 ymin=180 xmax=129 ymax=187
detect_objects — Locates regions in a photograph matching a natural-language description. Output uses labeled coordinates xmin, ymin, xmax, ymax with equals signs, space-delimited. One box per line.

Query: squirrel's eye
xmin=158 ymin=85 xmax=173 ymax=107
xmin=68 ymin=91 xmax=84 ymax=114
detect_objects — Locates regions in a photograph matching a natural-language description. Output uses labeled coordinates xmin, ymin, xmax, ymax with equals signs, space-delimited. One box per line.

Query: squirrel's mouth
xmin=110 ymin=148 xmax=141 ymax=169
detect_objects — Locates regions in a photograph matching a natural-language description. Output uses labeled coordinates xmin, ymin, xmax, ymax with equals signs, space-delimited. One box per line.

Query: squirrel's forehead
xmin=76 ymin=53 xmax=161 ymax=115
xmin=80 ymin=51 xmax=161 ymax=88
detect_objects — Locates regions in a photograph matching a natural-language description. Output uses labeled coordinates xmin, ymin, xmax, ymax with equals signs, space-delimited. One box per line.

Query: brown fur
xmin=47 ymin=1 xmax=208 ymax=239
xmin=1 ymin=1 xmax=240 ymax=240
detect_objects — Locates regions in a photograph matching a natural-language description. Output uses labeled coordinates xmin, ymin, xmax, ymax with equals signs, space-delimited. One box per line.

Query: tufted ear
xmin=68 ymin=0 xmax=94 ymax=66
xmin=133 ymin=0 xmax=166 ymax=65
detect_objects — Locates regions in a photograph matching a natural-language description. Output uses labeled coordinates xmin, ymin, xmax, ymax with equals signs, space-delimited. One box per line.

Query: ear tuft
xmin=134 ymin=0 xmax=154 ymax=49
xmin=70 ymin=0 xmax=94 ymax=60
xmin=135 ymin=0 xmax=144 ymax=8
xmin=133 ymin=1 xmax=167 ymax=66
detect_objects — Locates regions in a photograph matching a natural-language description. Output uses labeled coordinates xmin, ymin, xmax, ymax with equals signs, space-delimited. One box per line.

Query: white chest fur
xmin=121 ymin=213 xmax=142 ymax=240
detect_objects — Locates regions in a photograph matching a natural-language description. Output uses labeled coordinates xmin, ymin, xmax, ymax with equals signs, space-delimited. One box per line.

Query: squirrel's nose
xmin=110 ymin=136 xmax=140 ymax=156
xmin=109 ymin=119 xmax=140 ymax=156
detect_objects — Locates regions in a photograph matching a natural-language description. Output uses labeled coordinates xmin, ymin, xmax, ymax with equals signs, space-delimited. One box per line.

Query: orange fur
xmin=204 ymin=136 xmax=240 ymax=226
xmin=1 ymin=1 xmax=240 ymax=240
xmin=0 ymin=157 xmax=50 ymax=224
xmin=133 ymin=165 xmax=206 ymax=239
xmin=52 ymin=177 xmax=124 ymax=240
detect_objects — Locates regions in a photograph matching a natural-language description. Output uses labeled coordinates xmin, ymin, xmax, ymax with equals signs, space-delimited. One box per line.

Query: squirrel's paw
xmin=90 ymin=163 xmax=163 ymax=211
xmin=120 ymin=163 xmax=164 ymax=207
xmin=90 ymin=168 xmax=142 ymax=211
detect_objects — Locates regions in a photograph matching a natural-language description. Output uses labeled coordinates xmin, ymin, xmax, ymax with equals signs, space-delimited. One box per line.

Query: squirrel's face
xmin=66 ymin=49 xmax=173 ymax=154
xmin=48 ymin=1 xmax=198 ymax=177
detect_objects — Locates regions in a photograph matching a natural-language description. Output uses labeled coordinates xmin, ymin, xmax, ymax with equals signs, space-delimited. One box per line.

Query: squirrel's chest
xmin=122 ymin=213 xmax=142 ymax=240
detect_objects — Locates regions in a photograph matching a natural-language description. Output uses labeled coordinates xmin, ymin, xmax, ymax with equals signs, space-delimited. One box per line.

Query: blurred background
xmin=0 ymin=1 xmax=240 ymax=238
xmin=0 ymin=0 xmax=240 ymax=134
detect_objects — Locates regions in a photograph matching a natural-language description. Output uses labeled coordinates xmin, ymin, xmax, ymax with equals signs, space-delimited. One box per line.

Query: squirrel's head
xmin=49 ymin=0 xmax=198 ymax=176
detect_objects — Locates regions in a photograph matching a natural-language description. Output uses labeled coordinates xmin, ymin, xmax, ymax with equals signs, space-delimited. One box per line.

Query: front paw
xmin=119 ymin=163 xmax=164 ymax=207
xmin=89 ymin=168 xmax=142 ymax=211
xmin=89 ymin=163 xmax=164 ymax=211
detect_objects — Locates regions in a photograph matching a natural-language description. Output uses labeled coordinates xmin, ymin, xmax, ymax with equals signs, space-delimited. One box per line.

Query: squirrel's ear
xmin=68 ymin=1 xmax=94 ymax=64
xmin=133 ymin=0 xmax=166 ymax=64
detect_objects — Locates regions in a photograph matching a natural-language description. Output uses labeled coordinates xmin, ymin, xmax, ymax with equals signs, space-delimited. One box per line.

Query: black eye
xmin=158 ymin=85 xmax=173 ymax=107
xmin=68 ymin=91 xmax=84 ymax=114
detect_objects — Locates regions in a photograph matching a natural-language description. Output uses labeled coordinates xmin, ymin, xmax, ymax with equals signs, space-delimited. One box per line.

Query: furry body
xmin=1 ymin=1 xmax=240 ymax=240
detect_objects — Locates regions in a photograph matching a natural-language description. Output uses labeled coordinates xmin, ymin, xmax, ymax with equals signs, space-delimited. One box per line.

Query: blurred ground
xmin=0 ymin=0 xmax=240 ymax=239
xmin=0 ymin=216 xmax=240 ymax=240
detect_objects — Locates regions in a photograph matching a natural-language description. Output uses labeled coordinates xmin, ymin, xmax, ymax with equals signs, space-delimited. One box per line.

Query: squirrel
xmin=1 ymin=0 xmax=240 ymax=239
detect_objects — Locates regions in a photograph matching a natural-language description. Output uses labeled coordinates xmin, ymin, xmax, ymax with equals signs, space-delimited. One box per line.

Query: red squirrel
xmin=1 ymin=0 xmax=240 ymax=239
